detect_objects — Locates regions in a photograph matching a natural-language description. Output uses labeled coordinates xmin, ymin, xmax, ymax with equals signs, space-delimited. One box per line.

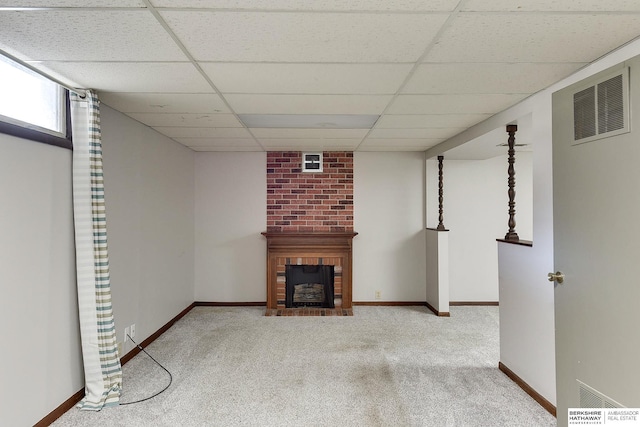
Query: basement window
xmin=0 ymin=53 xmax=71 ymax=149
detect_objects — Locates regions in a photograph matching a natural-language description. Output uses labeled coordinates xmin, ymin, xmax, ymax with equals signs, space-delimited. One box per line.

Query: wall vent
xmin=573 ymin=67 xmax=630 ymax=145
xmin=302 ymin=152 xmax=323 ymax=173
xmin=577 ymin=380 xmax=624 ymax=408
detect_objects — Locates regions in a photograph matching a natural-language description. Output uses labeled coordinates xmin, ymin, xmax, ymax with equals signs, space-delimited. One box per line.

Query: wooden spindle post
xmin=504 ymin=125 xmax=519 ymax=241
xmin=437 ymin=155 xmax=446 ymax=231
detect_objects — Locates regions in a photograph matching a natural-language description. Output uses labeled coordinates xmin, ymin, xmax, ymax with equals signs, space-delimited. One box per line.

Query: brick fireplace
xmin=264 ymin=152 xmax=356 ymax=316
xmin=266 ymin=151 xmax=353 ymax=233
xmin=262 ymin=232 xmax=357 ymax=316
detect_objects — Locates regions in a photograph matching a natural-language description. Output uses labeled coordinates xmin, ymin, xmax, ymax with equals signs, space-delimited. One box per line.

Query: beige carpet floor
xmin=52 ymin=306 xmax=556 ymax=426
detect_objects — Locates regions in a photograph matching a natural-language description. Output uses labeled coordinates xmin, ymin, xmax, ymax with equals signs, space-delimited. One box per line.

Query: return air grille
xmin=598 ymin=74 xmax=625 ymax=134
xmin=577 ymin=380 xmax=624 ymax=408
xmin=574 ymin=86 xmax=596 ymax=140
xmin=573 ymin=68 xmax=629 ymax=144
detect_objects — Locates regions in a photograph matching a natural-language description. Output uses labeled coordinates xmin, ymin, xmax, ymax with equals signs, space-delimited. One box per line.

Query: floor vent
xmin=577 ymin=380 xmax=624 ymax=408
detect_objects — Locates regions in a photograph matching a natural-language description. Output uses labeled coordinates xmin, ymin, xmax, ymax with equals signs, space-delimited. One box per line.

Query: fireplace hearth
xmin=262 ymin=231 xmax=357 ymax=316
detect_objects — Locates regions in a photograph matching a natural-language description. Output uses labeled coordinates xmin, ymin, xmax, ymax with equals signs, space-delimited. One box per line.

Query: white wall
xmin=353 ymin=151 xmax=426 ymax=302
xmin=422 ymin=37 xmax=640 ymax=413
xmin=552 ymin=57 xmax=640 ymax=423
xmin=426 ymin=153 xmax=533 ymax=302
xmin=496 ymin=43 xmax=640 ymax=410
xmin=194 ymin=152 xmax=266 ymax=302
xmin=0 ymin=103 xmax=196 ymax=426
xmin=0 ymin=136 xmax=80 ymax=427
xmin=498 ymin=102 xmax=557 ymax=406
xmin=425 ymin=229 xmax=449 ymax=313
xmin=424 ymin=32 xmax=640 ymax=412
xmin=100 ymin=105 xmax=196 ymax=352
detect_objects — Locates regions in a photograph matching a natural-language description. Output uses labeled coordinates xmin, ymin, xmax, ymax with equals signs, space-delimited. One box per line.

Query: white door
xmin=552 ymin=60 xmax=640 ymax=426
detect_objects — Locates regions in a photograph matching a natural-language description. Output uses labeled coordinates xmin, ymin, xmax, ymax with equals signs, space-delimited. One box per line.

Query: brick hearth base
xmin=265 ymin=308 xmax=353 ymax=316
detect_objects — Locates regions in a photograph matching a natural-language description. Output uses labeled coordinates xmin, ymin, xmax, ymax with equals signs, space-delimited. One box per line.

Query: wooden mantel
xmin=262 ymin=231 xmax=358 ymax=249
xmin=261 ymin=232 xmax=357 ymax=313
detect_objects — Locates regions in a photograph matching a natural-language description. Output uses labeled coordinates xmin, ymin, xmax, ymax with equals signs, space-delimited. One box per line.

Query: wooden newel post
xmin=437 ymin=155 xmax=446 ymax=230
xmin=504 ymin=125 xmax=519 ymax=241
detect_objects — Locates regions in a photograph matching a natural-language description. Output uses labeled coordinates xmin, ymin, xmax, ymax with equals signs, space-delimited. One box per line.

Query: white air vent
xmin=573 ymin=68 xmax=630 ymax=145
xmin=577 ymin=380 xmax=624 ymax=408
xmin=302 ymin=152 xmax=323 ymax=173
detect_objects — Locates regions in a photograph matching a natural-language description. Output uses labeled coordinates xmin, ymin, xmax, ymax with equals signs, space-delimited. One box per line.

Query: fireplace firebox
xmin=286 ymin=265 xmax=334 ymax=308
xmin=261 ymin=231 xmax=357 ymax=316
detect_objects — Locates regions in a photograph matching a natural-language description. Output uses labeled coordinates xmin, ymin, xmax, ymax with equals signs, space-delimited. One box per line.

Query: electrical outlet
xmin=375 ymin=290 xmax=381 ymax=300
xmin=124 ymin=327 xmax=129 ymax=343
xmin=130 ymin=323 xmax=136 ymax=339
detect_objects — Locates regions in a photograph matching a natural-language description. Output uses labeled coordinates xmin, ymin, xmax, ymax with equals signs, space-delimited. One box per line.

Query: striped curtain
xmin=71 ymin=90 xmax=122 ymax=410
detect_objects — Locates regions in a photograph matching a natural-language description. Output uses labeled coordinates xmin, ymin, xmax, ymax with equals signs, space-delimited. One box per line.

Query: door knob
xmin=548 ymin=271 xmax=564 ymax=284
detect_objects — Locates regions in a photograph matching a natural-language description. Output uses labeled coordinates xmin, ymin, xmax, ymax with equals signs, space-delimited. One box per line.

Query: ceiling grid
xmin=1 ymin=0 xmax=640 ymax=153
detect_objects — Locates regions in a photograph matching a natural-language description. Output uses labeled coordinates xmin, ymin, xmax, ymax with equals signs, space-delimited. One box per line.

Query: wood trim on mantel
xmin=261 ymin=231 xmax=358 ymax=247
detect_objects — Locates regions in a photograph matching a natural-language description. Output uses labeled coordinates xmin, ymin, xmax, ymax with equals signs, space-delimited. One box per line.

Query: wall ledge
xmin=496 ymin=238 xmax=533 ymax=247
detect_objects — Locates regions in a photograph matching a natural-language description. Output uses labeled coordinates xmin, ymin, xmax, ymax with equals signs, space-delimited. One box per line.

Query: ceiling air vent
xmin=573 ymin=67 xmax=630 ymax=145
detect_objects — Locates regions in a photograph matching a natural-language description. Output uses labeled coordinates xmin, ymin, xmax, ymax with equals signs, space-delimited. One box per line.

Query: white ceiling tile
xmin=361 ymin=138 xmax=444 ymax=146
xmin=358 ymin=138 xmax=442 ymax=151
xmin=39 ymin=62 xmax=212 ymax=93
xmin=162 ymin=11 xmax=448 ymax=62
xmin=404 ymin=63 xmax=585 ymax=94
xmin=358 ymin=146 xmax=435 ymax=152
xmin=387 ymin=94 xmax=528 ymax=115
xmin=376 ymin=114 xmax=491 ymax=129
xmin=202 ymin=63 xmax=412 ymax=95
xmin=462 ymin=0 xmax=640 ymax=12
xmin=225 ymin=94 xmax=393 ymax=115
xmin=0 ymin=10 xmax=186 ymax=61
xmin=239 ymin=114 xmax=378 ymax=129
xmin=427 ymin=14 xmax=640 ymax=63
xmin=153 ymin=127 xmax=251 ymax=138
xmin=368 ymin=128 xmax=465 ymax=139
xmin=250 ymin=128 xmax=368 ymax=139
xmin=0 ymin=0 xmax=144 ymax=5
xmin=99 ymin=93 xmax=230 ymax=114
xmin=258 ymin=139 xmax=361 ymax=151
xmin=190 ymin=146 xmax=261 ymax=152
xmin=127 ymin=113 xmax=242 ymax=128
xmin=176 ymin=138 xmax=261 ymax=148
xmin=150 ymin=0 xmax=459 ymax=11
xmin=443 ymin=128 xmax=511 ymax=160
xmin=2 ymin=1 xmax=637 ymax=156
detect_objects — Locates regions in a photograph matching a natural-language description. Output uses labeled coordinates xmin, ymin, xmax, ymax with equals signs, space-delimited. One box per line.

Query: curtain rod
xmin=0 ymin=49 xmax=87 ymax=98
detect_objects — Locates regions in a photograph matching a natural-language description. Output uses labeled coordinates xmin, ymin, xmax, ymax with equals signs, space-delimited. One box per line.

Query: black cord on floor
xmin=119 ymin=334 xmax=173 ymax=405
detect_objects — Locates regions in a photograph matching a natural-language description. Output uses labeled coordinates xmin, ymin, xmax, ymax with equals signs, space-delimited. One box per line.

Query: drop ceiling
xmin=1 ymin=0 xmax=640 ymax=152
